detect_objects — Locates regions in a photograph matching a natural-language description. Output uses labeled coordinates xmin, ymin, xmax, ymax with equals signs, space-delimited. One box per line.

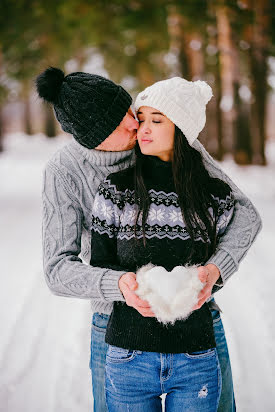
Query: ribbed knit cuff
xmin=205 ymin=249 xmax=237 ymax=285
xmin=100 ymin=269 xmax=127 ymax=302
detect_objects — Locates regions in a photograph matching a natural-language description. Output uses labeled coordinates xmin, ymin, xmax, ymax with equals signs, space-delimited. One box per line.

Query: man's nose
xmin=129 ymin=117 xmax=139 ymax=130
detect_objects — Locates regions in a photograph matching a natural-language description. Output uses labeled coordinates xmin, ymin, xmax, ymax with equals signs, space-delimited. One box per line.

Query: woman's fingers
xmin=130 ymin=296 xmax=155 ymax=316
xmin=119 ymin=272 xmax=155 ymax=316
xmin=197 ymin=266 xmax=209 ymax=283
xmin=118 ymin=272 xmax=137 ymax=296
xmin=198 ymin=284 xmax=210 ymax=299
xmin=193 ymin=265 xmax=219 ymax=311
xmin=121 ymin=272 xmax=138 ymax=290
xmin=133 ymin=295 xmax=151 ymax=308
xmin=192 ymin=284 xmax=212 ymax=310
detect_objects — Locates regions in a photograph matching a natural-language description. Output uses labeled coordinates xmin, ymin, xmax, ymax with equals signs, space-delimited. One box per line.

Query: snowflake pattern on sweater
xmin=91 ymin=179 xmax=235 ymax=242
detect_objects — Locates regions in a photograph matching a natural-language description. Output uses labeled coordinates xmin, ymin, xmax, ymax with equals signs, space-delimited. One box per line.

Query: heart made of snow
xmin=135 ymin=264 xmax=204 ymax=324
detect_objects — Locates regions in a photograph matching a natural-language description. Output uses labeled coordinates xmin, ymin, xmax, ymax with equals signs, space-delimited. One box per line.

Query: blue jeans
xmin=89 ymin=305 xmax=236 ymax=411
xmin=105 ymin=345 xmax=221 ymax=411
xmin=90 ymin=312 xmax=110 ymax=411
xmin=211 ymin=306 xmax=236 ymax=410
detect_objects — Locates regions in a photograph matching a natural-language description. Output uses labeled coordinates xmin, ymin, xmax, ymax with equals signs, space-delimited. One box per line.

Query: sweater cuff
xmin=100 ymin=269 xmax=127 ymax=302
xmin=205 ymin=249 xmax=237 ymax=285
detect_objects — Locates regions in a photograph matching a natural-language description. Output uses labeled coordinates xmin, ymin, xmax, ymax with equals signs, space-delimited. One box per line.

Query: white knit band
xmin=134 ymin=77 xmax=213 ymax=146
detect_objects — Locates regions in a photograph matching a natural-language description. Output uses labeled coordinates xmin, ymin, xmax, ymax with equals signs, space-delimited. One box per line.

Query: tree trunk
xmin=246 ymin=0 xmax=269 ymax=165
xmin=230 ymin=19 xmax=253 ymax=165
xmin=183 ymin=29 xmax=210 ymax=148
xmin=166 ymin=5 xmax=185 ymax=77
xmin=0 ymin=46 xmax=5 ymax=151
xmin=216 ymin=2 xmax=235 ymax=155
xmin=44 ymin=103 xmax=56 ymax=138
xmin=24 ymin=95 xmax=33 ymax=135
xmin=204 ymin=2 xmax=225 ymax=160
xmin=214 ymin=57 xmax=224 ymax=161
xmin=184 ymin=30 xmax=204 ymax=80
xmin=0 ymin=105 xmax=3 ymax=152
xmin=233 ymin=80 xmax=252 ymax=164
xmin=21 ymin=81 xmax=33 ymax=135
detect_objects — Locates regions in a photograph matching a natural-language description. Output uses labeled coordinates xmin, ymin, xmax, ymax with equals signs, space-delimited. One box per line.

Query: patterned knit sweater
xmin=90 ymin=155 xmax=235 ymax=353
xmin=42 ymin=138 xmax=262 ymax=315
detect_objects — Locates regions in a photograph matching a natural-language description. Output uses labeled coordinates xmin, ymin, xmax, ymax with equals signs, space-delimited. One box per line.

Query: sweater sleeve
xmin=42 ymin=162 xmax=126 ymax=302
xmin=193 ymin=140 xmax=262 ymax=287
xmin=215 ymin=190 xmax=235 ymax=237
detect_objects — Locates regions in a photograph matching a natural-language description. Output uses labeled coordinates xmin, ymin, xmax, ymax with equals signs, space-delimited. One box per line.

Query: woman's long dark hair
xmin=134 ymin=125 xmax=222 ymax=263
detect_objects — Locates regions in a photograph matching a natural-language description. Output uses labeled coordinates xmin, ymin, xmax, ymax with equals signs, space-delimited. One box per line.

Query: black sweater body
xmin=90 ymin=156 xmax=234 ymax=353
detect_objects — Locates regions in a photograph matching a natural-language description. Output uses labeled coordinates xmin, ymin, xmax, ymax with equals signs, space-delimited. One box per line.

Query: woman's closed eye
xmin=138 ymin=120 xmax=161 ymax=124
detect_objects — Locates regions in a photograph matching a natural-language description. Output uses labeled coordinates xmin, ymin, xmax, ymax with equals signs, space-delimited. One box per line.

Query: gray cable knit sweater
xmin=42 ymin=138 xmax=262 ymax=314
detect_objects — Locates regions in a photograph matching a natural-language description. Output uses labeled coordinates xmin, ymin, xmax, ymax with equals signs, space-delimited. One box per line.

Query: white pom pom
xmin=194 ymin=80 xmax=213 ymax=104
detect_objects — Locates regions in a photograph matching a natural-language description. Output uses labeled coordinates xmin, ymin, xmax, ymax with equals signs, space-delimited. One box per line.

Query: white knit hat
xmin=134 ymin=77 xmax=213 ymax=146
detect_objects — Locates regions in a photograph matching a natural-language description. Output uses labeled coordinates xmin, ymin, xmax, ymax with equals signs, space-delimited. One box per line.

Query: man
xmin=37 ymin=67 xmax=262 ymax=412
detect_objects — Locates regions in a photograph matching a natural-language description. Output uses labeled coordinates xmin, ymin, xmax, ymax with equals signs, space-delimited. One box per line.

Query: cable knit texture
xmin=42 ymin=138 xmax=262 ymax=314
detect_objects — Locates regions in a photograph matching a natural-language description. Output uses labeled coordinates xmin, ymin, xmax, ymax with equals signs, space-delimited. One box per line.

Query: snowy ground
xmin=0 ymin=132 xmax=274 ymax=412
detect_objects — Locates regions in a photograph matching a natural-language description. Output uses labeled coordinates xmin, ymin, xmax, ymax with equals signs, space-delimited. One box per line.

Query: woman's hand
xmin=192 ymin=264 xmax=221 ymax=310
xmin=119 ymin=272 xmax=156 ymax=317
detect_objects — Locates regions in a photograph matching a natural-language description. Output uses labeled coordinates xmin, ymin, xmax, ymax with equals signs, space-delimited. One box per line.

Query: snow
xmin=0 ymin=132 xmax=274 ymax=411
xmin=136 ymin=264 xmax=204 ymax=324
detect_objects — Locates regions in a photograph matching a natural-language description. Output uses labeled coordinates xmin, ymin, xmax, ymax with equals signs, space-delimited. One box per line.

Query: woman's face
xmin=136 ymin=106 xmax=175 ymax=161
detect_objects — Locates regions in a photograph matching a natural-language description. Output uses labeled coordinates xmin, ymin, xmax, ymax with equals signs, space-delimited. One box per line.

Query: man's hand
xmin=119 ymin=272 xmax=155 ymax=317
xmin=192 ymin=264 xmax=221 ymax=310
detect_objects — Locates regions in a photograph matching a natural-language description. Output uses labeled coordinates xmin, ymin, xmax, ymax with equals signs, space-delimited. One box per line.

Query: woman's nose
xmin=143 ymin=125 xmax=151 ymax=134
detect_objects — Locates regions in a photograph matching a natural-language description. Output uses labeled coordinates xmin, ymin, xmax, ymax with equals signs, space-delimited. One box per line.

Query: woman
xmin=90 ymin=77 xmax=235 ymax=411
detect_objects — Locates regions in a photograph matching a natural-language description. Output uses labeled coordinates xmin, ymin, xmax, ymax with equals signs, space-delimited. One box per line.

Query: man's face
xmin=95 ymin=108 xmax=139 ymax=152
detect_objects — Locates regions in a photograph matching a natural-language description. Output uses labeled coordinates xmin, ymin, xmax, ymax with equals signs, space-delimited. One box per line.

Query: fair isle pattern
xmin=96 ymin=178 xmax=180 ymax=207
xmin=91 ymin=180 xmax=235 ymax=241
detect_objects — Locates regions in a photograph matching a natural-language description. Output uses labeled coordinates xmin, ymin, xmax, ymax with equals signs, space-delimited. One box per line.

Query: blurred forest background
xmin=1 ymin=0 xmax=275 ymax=165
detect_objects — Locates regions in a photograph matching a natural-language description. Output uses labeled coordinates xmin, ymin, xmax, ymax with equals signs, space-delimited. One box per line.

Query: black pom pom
xmin=36 ymin=67 xmax=65 ymax=103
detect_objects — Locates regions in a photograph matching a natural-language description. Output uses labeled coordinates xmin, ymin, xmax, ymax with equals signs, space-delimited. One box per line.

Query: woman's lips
xmin=140 ymin=138 xmax=153 ymax=144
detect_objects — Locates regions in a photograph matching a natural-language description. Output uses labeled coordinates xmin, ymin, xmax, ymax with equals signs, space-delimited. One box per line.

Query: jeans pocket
xmin=106 ymin=345 xmax=137 ymax=363
xmin=184 ymin=348 xmax=216 ymax=359
xmin=92 ymin=312 xmax=109 ymax=332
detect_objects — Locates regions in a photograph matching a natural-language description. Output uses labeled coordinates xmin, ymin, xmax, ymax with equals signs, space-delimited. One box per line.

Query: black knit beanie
xmin=36 ymin=67 xmax=132 ymax=149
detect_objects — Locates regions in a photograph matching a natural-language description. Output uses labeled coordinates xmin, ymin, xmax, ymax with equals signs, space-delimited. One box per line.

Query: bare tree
xmin=21 ymin=81 xmax=33 ymax=135
xmin=244 ymin=0 xmax=270 ymax=165
xmin=44 ymin=103 xmax=56 ymax=138
xmin=0 ymin=47 xmax=4 ymax=152
xmin=216 ymin=1 xmax=235 ymax=155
